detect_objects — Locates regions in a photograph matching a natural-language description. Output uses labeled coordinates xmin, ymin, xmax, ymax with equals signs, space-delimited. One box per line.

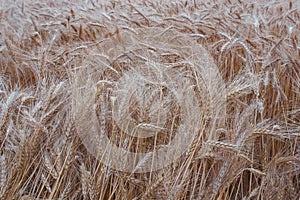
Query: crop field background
xmin=0 ymin=0 xmax=299 ymax=199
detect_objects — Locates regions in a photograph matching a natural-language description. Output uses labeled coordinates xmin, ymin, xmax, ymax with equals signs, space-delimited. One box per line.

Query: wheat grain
xmin=0 ymin=155 xmax=6 ymax=195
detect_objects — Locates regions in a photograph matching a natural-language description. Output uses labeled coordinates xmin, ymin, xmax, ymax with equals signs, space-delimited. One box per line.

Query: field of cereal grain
xmin=0 ymin=0 xmax=299 ymax=199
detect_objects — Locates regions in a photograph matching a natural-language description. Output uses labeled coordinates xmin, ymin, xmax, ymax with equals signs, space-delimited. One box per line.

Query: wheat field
xmin=0 ymin=0 xmax=299 ymax=199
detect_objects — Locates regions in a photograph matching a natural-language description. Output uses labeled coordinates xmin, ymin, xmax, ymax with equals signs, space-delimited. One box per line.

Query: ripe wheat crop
xmin=0 ymin=0 xmax=299 ymax=199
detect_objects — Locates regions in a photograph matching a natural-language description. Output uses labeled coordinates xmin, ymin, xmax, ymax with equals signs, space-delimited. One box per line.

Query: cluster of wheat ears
xmin=0 ymin=0 xmax=299 ymax=199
